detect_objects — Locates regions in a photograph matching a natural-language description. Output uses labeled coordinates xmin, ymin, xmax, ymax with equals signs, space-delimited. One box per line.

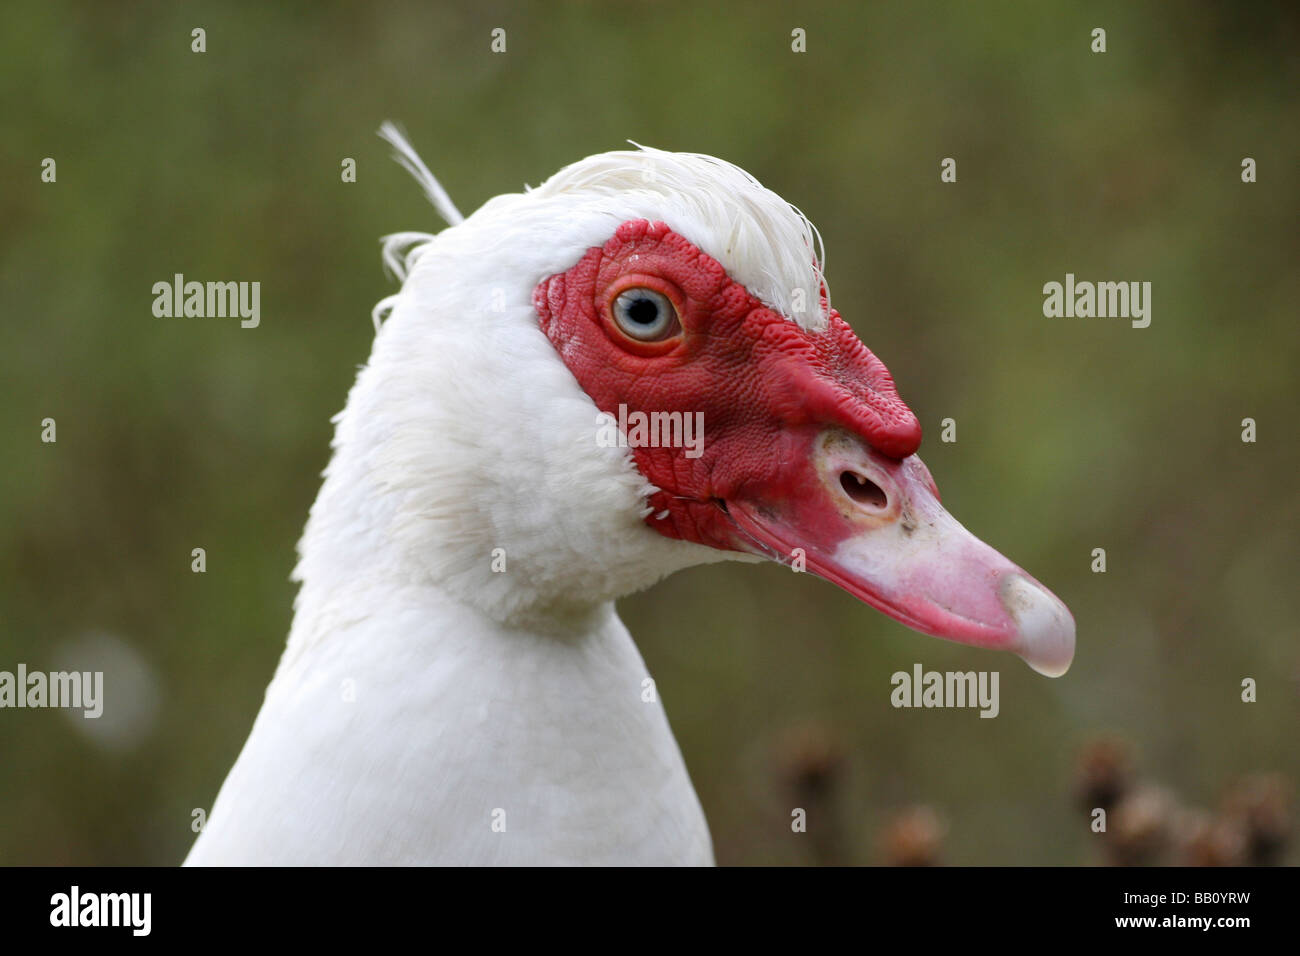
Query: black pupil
xmin=625 ymin=297 xmax=660 ymax=325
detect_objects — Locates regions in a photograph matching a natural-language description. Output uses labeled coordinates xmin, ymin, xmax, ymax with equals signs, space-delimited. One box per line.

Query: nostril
xmin=839 ymin=471 xmax=888 ymax=510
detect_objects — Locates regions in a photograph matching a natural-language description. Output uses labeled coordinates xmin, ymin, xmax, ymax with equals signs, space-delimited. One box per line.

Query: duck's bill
xmin=723 ymin=430 xmax=1075 ymax=677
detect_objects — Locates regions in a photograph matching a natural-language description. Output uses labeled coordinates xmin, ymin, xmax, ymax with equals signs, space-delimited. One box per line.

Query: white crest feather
xmin=378 ymin=122 xmax=464 ymax=227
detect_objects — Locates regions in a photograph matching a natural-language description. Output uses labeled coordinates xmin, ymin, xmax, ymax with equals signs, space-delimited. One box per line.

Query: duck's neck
xmin=189 ymin=568 xmax=714 ymax=865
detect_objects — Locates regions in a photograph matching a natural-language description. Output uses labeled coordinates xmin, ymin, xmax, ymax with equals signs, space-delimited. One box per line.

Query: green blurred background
xmin=2 ymin=1 xmax=1296 ymax=865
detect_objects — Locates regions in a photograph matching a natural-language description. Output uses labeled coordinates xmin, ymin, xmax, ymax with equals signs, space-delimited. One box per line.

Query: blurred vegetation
xmin=1 ymin=0 xmax=1296 ymax=865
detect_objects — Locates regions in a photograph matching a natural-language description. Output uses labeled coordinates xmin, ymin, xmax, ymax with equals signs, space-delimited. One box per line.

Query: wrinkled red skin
xmin=533 ymin=220 xmax=921 ymax=553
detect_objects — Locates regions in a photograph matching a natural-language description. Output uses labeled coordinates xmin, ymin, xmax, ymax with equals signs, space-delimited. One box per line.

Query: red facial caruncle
xmin=534 ymin=219 xmax=1074 ymax=676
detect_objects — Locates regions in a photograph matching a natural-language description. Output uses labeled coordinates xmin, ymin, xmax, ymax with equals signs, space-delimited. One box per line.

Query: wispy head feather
xmin=378 ymin=122 xmax=465 ymax=229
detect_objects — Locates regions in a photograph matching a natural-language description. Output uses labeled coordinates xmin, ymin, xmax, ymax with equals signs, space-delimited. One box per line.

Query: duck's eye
xmin=612 ymin=288 xmax=679 ymax=341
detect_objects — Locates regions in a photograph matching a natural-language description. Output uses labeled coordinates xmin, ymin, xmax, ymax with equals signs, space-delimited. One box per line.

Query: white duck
xmin=186 ymin=127 xmax=1074 ymax=866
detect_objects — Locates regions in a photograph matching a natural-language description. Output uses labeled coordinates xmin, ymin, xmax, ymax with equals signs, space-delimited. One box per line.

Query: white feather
xmin=378 ymin=122 xmax=464 ymax=228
